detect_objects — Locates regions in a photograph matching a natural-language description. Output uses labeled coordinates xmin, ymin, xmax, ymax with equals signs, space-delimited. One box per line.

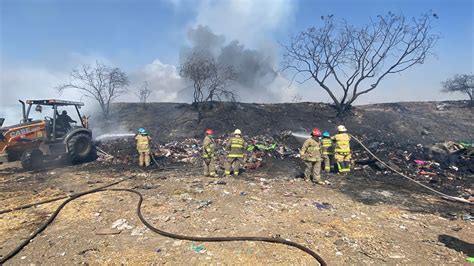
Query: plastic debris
xmin=414 ymin=160 xmax=428 ymax=166
xmin=462 ymin=215 xmax=473 ymax=221
xmin=312 ymin=202 xmax=331 ymax=210
xmin=240 ymin=191 xmax=248 ymax=196
xmin=111 ymin=219 xmax=133 ymax=230
xmin=466 ymin=257 xmax=474 ymax=262
xmin=197 ymin=200 xmax=213 ymax=209
xmin=191 ymin=244 xmax=206 ymax=253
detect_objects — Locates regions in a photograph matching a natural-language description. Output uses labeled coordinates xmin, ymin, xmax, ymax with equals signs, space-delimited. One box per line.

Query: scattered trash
xmin=414 ymin=160 xmax=428 ymax=166
xmin=418 ymin=170 xmax=436 ymax=176
xmin=462 ymin=215 xmax=473 ymax=221
xmin=450 ymin=165 xmax=459 ymax=171
xmin=111 ymin=219 xmax=133 ymax=230
xmin=466 ymin=257 xmax=474 ymax=262
xmin=95 ymin=228 xmax=122 ymax=235
xmin=155 ymin=248 xmax=162 ymax=253
xmin=312 ymin=201 xmax=331 ymax=210
xmin=131 ymin=227 xmax=147 ymax=236
xmin=191 ymin=244 xmax=206 ymax=254
xmin=197 ymin=200 xmax=213 ymax=209
xmin=240 ymin=191 xmax=248 ymax=196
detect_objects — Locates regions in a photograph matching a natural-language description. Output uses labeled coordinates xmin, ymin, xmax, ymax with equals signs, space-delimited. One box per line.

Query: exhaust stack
xmin=19 ymin=100 xmax=27 ymax=123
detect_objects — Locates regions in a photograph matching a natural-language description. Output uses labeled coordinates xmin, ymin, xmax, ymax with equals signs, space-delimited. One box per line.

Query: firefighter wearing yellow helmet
xmin=224 ymin=129 xmax=246 ymax=176
xmin=332 ymin=125 xmax=351 ymax=173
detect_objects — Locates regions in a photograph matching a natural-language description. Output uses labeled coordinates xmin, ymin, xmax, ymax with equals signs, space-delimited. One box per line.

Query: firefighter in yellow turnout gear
xmin=300 ymin=128 xmax=324 ymax=184
xmin=202 ymin=129 xmax=216 ymax=177
xmin=225 ymin=129 xmax=246 ymax=176
xmin=135 ymin=128 xmax=152 ymax=167
xmin=332 ymin=125 xmax=351 ymax=173
xmin=321 ymin=131 xmax=333 ymax=172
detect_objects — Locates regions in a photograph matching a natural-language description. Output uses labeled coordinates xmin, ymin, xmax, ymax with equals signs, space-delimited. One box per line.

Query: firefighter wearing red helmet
xmin=202 ymin=129 xmax=216 ymax=177
xmin=299 ymin=128 xmax=324 ymax=184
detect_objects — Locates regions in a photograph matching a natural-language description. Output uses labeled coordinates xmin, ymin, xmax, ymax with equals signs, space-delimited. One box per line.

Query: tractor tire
xmin=67 ymin=133 xmax=93 ymax=163
xmin=21 ymin=150 xmax=43 ymax=170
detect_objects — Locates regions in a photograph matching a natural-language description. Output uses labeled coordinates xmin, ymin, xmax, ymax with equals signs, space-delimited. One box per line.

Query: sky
xmin=0 ymin=0 xmax=473 ymax=120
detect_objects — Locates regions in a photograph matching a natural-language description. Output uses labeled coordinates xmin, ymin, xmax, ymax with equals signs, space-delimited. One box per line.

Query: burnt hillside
xmin=98 ymin=101 xmax=473 ymax=144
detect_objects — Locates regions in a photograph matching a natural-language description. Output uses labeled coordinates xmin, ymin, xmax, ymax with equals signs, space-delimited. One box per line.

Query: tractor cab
xmin=0 ymin=99 xmax=95 ymax=169
xmin=21 ymin=99 xmax=86 ymax=140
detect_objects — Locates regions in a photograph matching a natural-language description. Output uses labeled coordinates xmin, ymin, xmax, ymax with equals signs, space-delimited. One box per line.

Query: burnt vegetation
xmin=58 ymin=61 xmax=129 ymax=120
xmin=283 ymin=12 xmax=440 ymax=115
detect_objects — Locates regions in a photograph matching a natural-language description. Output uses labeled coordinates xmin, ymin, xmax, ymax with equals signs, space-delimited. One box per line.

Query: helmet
xmin=138 ymin=128 xmax=146 ymax=134
xmin=337 ymin=125 xmax=347 ymax=132
xmin=322 ymin=131 xmax=330 ymax=137
xmin=311 ymin=128 xmax=322 ymax=137
xmin=206 ymin=129 xmax=214 ymax=135
xmin=234 ymin=129 xmax=242 ymax=135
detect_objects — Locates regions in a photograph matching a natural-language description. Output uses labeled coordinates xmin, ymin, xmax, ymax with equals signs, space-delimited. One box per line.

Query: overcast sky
xmin=0 ymin=0 xmax=473 ymax=112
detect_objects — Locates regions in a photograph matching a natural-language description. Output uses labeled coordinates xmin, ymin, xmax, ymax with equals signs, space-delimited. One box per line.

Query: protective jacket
xmin=202 ymin=135 xmax=215 ymax=158
xmin=300 ymin=137 xmax=321 ymax=162
xmin=226 ymin=136 xmax=245 ymax=158
xmin=135 ymin=134 xmax=151 ymax=153
xmin=333 ymin=133 xmax=351 ymax=153
xmin=321 ymin=138 xmax=333 ymax=155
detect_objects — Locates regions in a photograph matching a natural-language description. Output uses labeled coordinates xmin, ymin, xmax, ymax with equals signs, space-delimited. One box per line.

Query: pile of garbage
xmin=353 ymin=137 xmax=474 ymax=201
xmin=95 ymin=131 xmax=301 ymax=169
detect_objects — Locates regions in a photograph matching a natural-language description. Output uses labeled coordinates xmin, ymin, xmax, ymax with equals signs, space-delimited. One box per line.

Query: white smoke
xmin=127 ymin=59 xmax=187 ymax=102
xmin=194 ymin=0 xmax=295 ymax=47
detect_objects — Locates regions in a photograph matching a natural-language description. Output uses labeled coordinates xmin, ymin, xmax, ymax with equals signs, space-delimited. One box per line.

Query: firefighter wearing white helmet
xmin=332 ymin=125 xmax=351 ymax=173
xmin=224 ymin=129 xmax=246 ymax=176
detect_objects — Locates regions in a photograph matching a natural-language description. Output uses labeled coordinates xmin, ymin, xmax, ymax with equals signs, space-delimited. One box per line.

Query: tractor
xmin=0 ymin=99 xmax=96 ymax=169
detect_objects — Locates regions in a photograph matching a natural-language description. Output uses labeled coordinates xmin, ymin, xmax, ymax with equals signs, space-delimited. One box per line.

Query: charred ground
xmin=0 ymin=100 xmax=472 ymax=264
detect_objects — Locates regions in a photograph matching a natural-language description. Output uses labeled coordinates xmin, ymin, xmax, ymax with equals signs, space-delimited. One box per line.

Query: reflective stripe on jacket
xmin=227 ymin=136 xmax=244 ymax=158
xmin=333 ymin=133 xmax=350 ymax=153
xmin=300 ymin=137 xmax=321 ymax=162
xmin=321 ymin=138 xmax=333 ymax=155
xmin=135 ymin=134 xmax=151 ymax=153
xmin=202 ymin=135 xmax=215 ymax=158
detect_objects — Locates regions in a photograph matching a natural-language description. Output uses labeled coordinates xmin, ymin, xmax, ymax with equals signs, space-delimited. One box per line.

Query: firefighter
xmin=202 ymin=128 xmax=216 ymax=177
xmin=224 ymin=129 xmax=245 ymax=176
xmin=300 ymin=128 xmax=324 ymax=184
xmin=332 ymin=125 xmax=351 ymax=173
xmin=135 ymin=128 xmax=151 ymax=167
xmin=321 ymin=131 xmax=333 ymax=172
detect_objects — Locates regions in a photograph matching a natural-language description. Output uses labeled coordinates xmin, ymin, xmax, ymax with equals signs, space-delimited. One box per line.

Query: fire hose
xmin=350 ymin=134 xmax=472 ymax=204
xmin=0 ymin=181 xmax=326 ymax=265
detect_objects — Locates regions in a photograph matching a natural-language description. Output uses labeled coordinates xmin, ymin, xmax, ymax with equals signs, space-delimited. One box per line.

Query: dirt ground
xmin=1 ymin=159 xmax=472 ymax=265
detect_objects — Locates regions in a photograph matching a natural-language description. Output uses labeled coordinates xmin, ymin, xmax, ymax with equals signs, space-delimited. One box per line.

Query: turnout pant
xmin=334 ymin=152 xmax=351 ymax=173
xmin=138 ymin=152 xmax=150 ymax=167
xmin=203 ymin=158 xmax=216 ymax=176
xmin=322 ymin=154 xmax=332 ymax=172
xmin=304 ymin=160 xmax=322 ymax=182
xmin=225 ymin=157 xmax=243 ymax=175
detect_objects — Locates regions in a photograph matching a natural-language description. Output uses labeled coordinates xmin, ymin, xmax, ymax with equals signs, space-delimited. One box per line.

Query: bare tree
xmin=283 ymin=12 xmax=439 ymax=115
xmin=58 ymin=61 xmax=129 ymax=119
xmin=135 ymin=81 xmax=152 ymax=109
xmin=441 ymin=74 xmax=473 ymax=106
xmin=179 ymin=52 xmax=237 ymax=122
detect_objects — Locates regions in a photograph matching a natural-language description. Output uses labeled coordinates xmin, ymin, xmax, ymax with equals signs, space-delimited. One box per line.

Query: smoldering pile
xmin=94 ymin=130 xmax=301 ymax=170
